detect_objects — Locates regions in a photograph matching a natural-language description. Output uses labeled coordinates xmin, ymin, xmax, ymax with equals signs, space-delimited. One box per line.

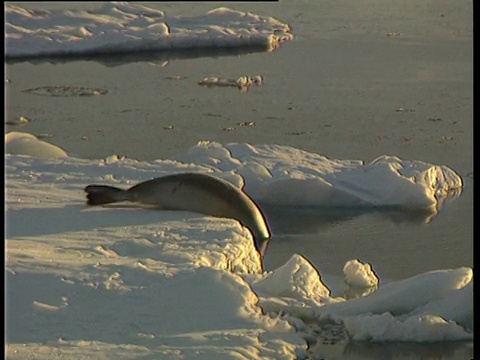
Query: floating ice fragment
xmin=5 ymin=116 xmax=30 ymax=126
xmin=5 ymin=4 xmax=293 ymax=60
xmin=253 ymin=254 xmax=331 ymax=302
xmin=343 ymin=259 xmax=379 ymax=288
xmin=343 ymin=313 xmax=472 ymax=342
xmin=318 ymin=267 xmax=472 ymax=318
xmin=198 ymin=75 xmax=263 ymax=91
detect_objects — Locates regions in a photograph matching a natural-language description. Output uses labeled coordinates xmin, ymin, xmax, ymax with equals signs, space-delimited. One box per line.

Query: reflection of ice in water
xmin=435 ymin=187 xmax=463 ymax=211
xmin=263 ymin=201 xmax=453 ymax=235
xmin=263 ymin=183 xmax=464 ymax=235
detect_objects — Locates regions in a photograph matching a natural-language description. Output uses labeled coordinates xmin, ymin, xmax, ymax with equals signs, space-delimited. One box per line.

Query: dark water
xmin=262 ymin=181 xmax=472 ymax=283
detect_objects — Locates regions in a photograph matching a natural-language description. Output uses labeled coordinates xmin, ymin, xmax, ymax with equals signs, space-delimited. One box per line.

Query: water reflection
xmin=5 ymin=44 xmax=280 ymax=67
xmin=262 ymin=188 xmax=463 ymax=235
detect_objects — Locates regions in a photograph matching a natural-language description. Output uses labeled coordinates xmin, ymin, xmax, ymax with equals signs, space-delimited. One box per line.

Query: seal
xmin=84 ymin=173 xmax=271 ymax=255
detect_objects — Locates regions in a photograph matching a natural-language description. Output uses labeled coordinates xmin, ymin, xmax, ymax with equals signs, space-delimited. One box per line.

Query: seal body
xmin=85 ymin=173 xmax=271 ymax=254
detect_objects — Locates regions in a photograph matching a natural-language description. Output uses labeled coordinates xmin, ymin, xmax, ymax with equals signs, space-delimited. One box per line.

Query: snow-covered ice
xmin=5 ymin=2 xmax=293 ymax=60
xmin=5 ymin=132 xmax=472 ymax=359
xmin=4 ymin=2 xmax=472 ymax=358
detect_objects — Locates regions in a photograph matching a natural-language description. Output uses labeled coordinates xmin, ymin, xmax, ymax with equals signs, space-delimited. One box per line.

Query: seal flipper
xmin=84 ymin=185 xmax=129 ymax=205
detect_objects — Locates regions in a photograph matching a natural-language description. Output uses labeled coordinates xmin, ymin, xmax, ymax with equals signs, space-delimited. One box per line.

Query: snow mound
xmin=5 ymin=131 xmax=68 ymax=158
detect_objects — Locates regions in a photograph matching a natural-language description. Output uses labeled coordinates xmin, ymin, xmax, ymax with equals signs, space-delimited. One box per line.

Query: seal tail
xmin=84 ymin=185 xmax=130 ymax=205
